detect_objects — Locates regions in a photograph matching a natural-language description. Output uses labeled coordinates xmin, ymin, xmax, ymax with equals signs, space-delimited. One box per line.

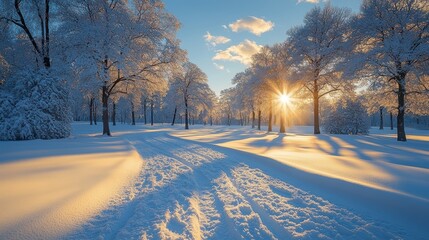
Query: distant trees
xmin=1 ymin=0 xmax=428 ymax=140
xmin=223 ymin=0 xmax=428 ymax=140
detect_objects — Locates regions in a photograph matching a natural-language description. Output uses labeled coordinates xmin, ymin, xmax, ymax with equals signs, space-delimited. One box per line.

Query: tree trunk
xmin=112 ymin=102 xmax=116 ymax=126
xmin=102 ymin=85 xmax=110 ymax=136
xmin=397 ymin=81 xmax=406 ymax=141
xmin=142 ymin=98 xmax=146 ymax=125
xmin=43 ymin=0 xmax=50 ymax=68
xmin=185 ymin=101 xmax=189 ymax=129
xmin=257 ymin=110 xmax=261 ymax=130
xmin=150 ymin=99 xmax=154 ymax=126
xmin=252 ymin=111 xmax=255 ymax=128
xmin=89 ymin=98 xmax=93 ymax=125
xmin=313 ymin=92 xmax=320 ymax=134
xmin=130 ymin=101 xmax=135 ymax=125
xmin=131 ymin=110 xmax=135 ymax=125
xmin=93 ymin=101 xmax=97 ymax=125
xmin=390 ymin=112 xmax=393 ymax=130
xmin=210 ymin=115 xmax=213 ymax=126
xmin=171 ymin=106 xmax=177 ymax=126
xmin=379 ymin=107 xmax=384 ymax=130
xmin=280 ymin=111 xmax=286 ymax=133
xmin=268 ymin=102 xmax=273 ymax=132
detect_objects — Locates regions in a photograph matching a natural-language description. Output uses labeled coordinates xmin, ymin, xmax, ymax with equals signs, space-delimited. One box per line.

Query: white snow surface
xmin=1 ymin=122 xmax=428 ymax=239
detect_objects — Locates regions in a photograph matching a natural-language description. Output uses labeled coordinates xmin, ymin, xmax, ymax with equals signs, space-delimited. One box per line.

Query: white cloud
xmin=222 ymin=25 xmax=228 ymax=29
xmin=228 ymin=16 xmax=274 ymax=36
xmin=204 ymin=32 xmax=231 ymax=46
xmin=213 ymin=39 xmax=262 ymax=65
xmin=213 ymin=62 xmax=225 ymax=70
xmin=297 ymin=0 xmax=322 ymax=3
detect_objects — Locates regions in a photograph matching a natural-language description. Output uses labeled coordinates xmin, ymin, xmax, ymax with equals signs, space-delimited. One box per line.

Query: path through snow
xmin=65 ymin=129 xmax=404 ymax=239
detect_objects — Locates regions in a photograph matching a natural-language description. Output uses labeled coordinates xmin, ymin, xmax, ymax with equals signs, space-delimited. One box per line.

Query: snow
xmin=0 ymin=124 xmax=142 ymax=239
xmin=1 ymin=122 xmax=428 ymax=239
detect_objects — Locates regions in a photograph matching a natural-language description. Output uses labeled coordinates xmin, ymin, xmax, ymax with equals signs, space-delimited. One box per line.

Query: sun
xmin=279 ymin=94 xmax=291 ymax=105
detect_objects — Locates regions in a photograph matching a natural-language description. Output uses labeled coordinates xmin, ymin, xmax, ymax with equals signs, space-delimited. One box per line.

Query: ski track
xmin=65 ymin=131 xmax=405 ymax=240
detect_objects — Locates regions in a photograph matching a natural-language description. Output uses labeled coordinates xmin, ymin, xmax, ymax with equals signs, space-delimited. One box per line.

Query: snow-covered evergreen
xmin=322 ymin=98 xmax=370 ymax=135
xmin=0 ymin=69 xmax=71 ymax=140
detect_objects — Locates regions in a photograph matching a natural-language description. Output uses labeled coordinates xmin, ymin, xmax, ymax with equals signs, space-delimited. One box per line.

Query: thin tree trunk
xmin=257 ymin=110 xmax=261 ymax=130
xmin=379 ymin=107 xmax=384 ymax=130
xmin=102 ymin=85 xmax=110 ymax=136
xmin=143 ymin=98 xmax=147 ymax=125
xmin=171 ymin=106 xmax=177 ymax=126
xmin=130 ymin=101 xmax=135 ymax=125
xmin=390 ymin=112 xmax=393 ymax=130
xmin=112 ymin=102 xmax=116 ymax=126
xmin=89 ymin=98 xmax=93 ymax=125
xmin=93 ymin=101 xmax=97 ymax=125
xmin=268 ymin=101 xmax=273 ymax=132
xmin=131 ymin=110 xmax=135 ymax=125
xmin=313 ymin=92 xmax=320 ymax=134
xmin=185 ymin=101 xmax=189 ymax=129
xmin=397 ymin=81 xmax=406 ymax=141
xmin=280 ymin=111 xmax=286 ymax=133
xmin=43 ymin=0 xmax=50 ymax=67
xmin=252 ymin=111 xmax=255 ymax=128
xmin=150 ymin=99 xmax=154 ymax=126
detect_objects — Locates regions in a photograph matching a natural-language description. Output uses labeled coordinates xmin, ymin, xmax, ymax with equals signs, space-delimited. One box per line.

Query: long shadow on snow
xmin=166 ymin=131 xmax=428 ymax=238
xmin=72 ymin=130 xmax=417 ymax=239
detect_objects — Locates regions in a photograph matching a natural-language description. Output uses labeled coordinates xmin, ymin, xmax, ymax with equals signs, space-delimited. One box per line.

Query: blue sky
xmin=163 ymin=0 xmax=362 ymax=95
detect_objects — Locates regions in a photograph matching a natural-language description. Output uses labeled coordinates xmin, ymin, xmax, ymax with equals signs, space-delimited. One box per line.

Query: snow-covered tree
xmin=60 ymin=0 xmax=182 ymax=135
xmin=1 ymin=0 xmax=52 ymax=68
xmin=0 ymin=69 xmax=71 ymax=140
xmin=322 ymin=98 xmax=370 ymax=135
xmin=287 ymin=4 xmax=351 ymax=134
xmin=174 ymin=62 xmax=210 ymax=129
xmin=0 ymin=0 xmax=72 ymax=140
xmin=219 ymin=88 xmax=235 ymax=126
xmin=345 ymin=0 xmax=429 ymax=141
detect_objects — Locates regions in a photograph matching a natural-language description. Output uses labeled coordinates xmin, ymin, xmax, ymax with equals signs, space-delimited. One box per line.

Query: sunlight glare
xmin=279 ymin=94 xmax=291 ymax=105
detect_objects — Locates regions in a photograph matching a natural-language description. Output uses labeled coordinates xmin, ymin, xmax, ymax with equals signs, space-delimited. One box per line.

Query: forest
xmin=1 ymin=0 xmax=428 ymax=142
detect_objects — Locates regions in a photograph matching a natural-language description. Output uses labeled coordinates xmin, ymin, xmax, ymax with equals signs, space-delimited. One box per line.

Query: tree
xmin=1 ymin=0 xmax=52 ymax=68
xmin=346 ymin=0 xmax=429 ymax=141
xmin=174 ymin=62 xmax=209 ymax=129
xmin=322 ymin=97 xmax=370 ymax=135
xmin=0 ymin=0 xmax=72 ymax=140
xmin=288 ymin=4 xmax=351 ymax=134
xmin=61 ymin=0 xmax=182 ymax=135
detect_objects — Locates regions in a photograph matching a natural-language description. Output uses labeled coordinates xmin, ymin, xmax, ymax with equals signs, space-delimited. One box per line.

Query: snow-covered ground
xmin=1 ymin=122 xmax=428 ymax=239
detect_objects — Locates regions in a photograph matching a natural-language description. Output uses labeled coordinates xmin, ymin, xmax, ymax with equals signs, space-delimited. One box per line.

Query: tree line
xmin=0 ymin=0 xmax=217 ymax=139
xmin=221 ymin=0 xmax=429 ymax=141
xmin=1 ymin=0 xmax=428 ymax=142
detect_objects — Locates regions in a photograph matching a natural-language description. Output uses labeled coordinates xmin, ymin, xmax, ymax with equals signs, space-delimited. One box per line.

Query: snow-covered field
xmin=1 ymin=122 xmax=428 ymax=239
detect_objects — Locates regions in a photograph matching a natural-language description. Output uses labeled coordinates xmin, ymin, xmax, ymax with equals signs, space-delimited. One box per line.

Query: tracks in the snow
xmin=65 ymin=131 xmax=404 ymax=240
